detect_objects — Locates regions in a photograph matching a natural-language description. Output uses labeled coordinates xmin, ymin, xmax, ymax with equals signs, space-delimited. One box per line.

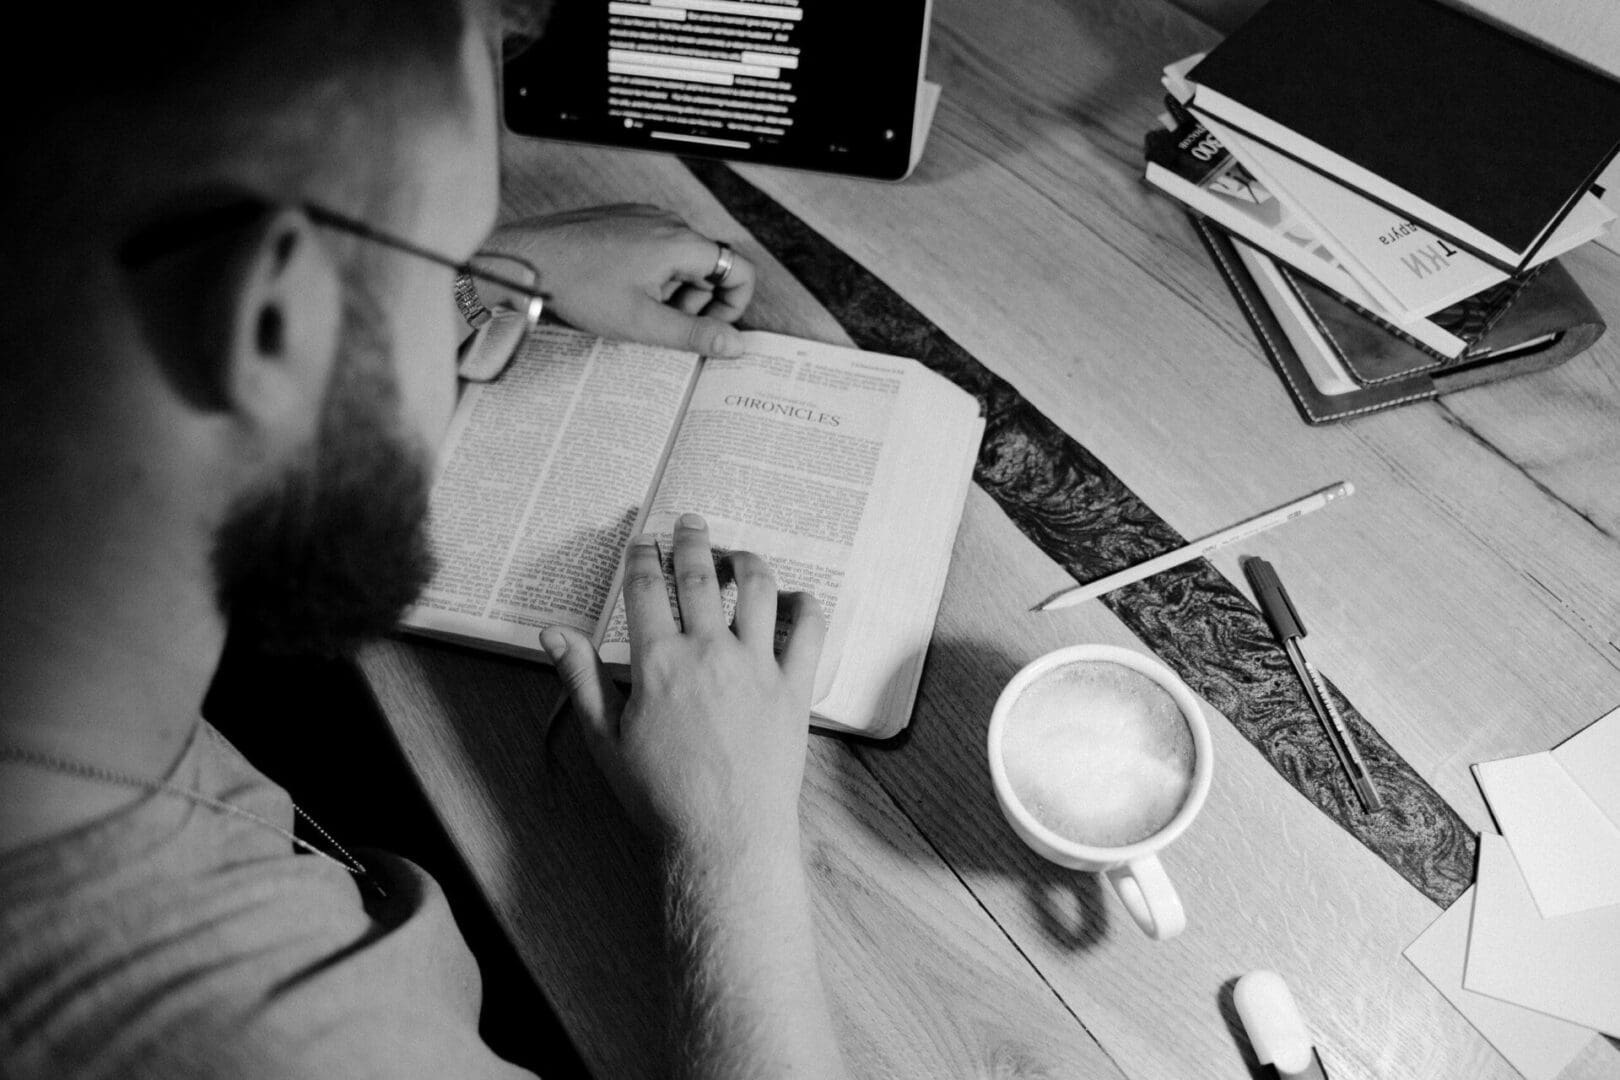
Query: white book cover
xmin=1154 ymin=57 xmax=1467 ymax=357
xmin=1201 ymin=113 xmax=1613 ymax=322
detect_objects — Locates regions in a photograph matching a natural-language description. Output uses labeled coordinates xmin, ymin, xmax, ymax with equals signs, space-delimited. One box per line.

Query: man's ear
xmin=216 ymin=208 xmax=343 ymax=445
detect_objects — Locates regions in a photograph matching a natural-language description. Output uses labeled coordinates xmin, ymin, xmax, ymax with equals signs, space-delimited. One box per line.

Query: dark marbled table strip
xmin=687 ymin=158 xmax=1476 ymax=907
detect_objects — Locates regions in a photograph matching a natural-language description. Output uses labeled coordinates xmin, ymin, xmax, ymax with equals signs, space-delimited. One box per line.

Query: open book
xmin=403 ymin=325 xmax=985 ymax=740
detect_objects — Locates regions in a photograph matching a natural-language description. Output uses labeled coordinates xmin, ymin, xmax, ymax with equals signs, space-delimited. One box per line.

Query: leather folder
xmin=1192 ymin=215 xmax=1609 ymax=424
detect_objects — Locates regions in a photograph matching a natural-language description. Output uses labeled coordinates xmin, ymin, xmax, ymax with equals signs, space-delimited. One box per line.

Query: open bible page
xmin=597 ymin=334 xmax=908 ymax=702
xmin=808 ymin=361 xmax=982 ymax=738
xmin=403 ymin=326 xmax=700 ymax=658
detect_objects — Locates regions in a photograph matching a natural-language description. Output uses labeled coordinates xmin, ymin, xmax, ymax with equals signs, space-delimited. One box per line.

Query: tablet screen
xmin=503 ymin=1 xmax=931 ymax=181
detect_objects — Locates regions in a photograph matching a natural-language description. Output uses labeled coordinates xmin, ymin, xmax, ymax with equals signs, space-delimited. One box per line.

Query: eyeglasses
xmin=120 ymin=197 xmax=549 ymax=383
xmin=302 ymin=204 xmax=547 ymax=383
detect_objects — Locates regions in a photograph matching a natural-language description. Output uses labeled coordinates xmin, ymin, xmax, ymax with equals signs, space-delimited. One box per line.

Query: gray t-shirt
xmin=0 ymin=722 xmax=537 ymax=1079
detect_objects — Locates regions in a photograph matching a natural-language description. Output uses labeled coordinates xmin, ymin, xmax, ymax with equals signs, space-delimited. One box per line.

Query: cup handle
xmin=1106 ymin=855 xmax=1185 ymax=940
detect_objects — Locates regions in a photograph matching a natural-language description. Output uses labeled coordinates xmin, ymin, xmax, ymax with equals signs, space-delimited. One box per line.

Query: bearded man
xmin=0 ymin=3 xmax=846 ymax=1077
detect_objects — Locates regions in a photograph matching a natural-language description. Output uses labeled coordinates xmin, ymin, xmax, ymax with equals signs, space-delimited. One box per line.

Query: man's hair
xmin=0 ymin=0 xmax=553 ymax=415
xmin=2 ymin=0 xmax=553 ymax=417
xmin=6 ymin=1 xmax=487 ymax=248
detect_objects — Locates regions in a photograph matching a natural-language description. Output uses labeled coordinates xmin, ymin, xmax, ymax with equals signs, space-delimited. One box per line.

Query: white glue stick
xmin=1234 ymin=970 xmax=1330 ymax=1080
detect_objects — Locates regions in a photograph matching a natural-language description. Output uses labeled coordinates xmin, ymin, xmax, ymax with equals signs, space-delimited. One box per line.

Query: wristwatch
xmin=453 ymin=271 xmax=492 ymax=329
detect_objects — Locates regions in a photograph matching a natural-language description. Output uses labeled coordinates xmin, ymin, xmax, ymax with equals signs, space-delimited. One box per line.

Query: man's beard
xmin=211 ymin=283 xmax=438 ymax=657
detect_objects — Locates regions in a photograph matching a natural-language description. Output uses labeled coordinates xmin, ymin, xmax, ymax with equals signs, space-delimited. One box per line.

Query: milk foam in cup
xmin=999 ymin=660 xmax=1196 ymax=848
xmin=987 ymin=644 xmax=1213 ymax=940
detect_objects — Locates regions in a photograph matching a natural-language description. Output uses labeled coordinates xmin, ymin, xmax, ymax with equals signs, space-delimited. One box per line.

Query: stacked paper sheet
xmin=1405 ymin=706 xmax=1620 ymax=1078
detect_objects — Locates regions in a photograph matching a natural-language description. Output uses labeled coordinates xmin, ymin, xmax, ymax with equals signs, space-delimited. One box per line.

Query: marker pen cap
xmin=1234 ymin=969 xmax=1329 ymax=1080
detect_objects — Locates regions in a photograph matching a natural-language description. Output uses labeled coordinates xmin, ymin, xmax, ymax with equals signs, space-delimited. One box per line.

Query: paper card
xmin=1464 ymin=834 xmax=1620 ymax=1036
xmin=1405 ymin=885 xmax=1593 ymax=1080
xmin=1473 ymin=752 xmax=1620 ymax=918
xmin=1552 ymin=706 xmax=1620 ymax=826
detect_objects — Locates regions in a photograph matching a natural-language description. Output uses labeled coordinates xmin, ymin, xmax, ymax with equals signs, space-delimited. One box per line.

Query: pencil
xmin=1034 ymin=481 xmax=1354 ymax=612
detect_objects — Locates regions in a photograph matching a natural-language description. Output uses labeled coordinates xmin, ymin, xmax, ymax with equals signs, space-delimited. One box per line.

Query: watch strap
xmin=453 ymin=271 xmax=492 ymax=329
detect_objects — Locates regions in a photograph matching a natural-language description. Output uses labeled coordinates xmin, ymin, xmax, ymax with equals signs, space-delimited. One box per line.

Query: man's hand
xmin=539 ymin=513 xmax=823 ymax=851
xmin=487 ymin=205 xmax=757 ymax=358
xmin=541 ymin=515 xmax=846 ymax=1080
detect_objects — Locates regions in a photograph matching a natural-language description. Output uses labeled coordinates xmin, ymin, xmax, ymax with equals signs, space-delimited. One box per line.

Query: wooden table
xmin=359 ymin=1 xmax=1620 ymax=1076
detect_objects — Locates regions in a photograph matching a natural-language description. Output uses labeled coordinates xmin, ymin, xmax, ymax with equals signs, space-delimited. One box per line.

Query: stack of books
xmin=1144 ymin=0 xmax=1620 ymax=423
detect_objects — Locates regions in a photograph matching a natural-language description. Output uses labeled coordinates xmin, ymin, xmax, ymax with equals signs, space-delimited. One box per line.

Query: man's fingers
xmin=728 ymin=550 xmax=778 ymax=653
xmin=669 ymin=236 xmax=756 ymax=326
xmin=686 ymin=315 xmax=744 ymax=357
xmin=669 ymin=232 xmax=737 ymax=284
xmin=776 ymin=591 xmax=826 ymax=690
xmin=702 ymin=253 xmax=756 ymax=323
xmin=631 ymin=299 xmax=743 ymax=357
xmin=670 ymin=514 xmax=725 ymax=635
xmin=621 ymin=534 xmax=678 ymax=652
xmin=669 ymin=283 xmax=712 ymax=317
xmin=540 ymin=626 xmax=626 ymax=751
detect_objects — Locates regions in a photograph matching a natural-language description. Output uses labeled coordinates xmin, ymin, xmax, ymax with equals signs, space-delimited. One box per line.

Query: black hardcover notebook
xmin=1187 ymin=0 xmax=1620 ymax=268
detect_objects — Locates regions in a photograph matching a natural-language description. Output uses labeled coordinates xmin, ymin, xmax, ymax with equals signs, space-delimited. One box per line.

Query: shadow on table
xmin=365 ymin=635 xmax=663 ymax=1080
xmin=208 ymin=634 xmax=596 ymax=1080
xmin=824 ymin=633 xmax=1114 ymax=953
xmin=1025 ymin=862 xmax=1112 ymax=952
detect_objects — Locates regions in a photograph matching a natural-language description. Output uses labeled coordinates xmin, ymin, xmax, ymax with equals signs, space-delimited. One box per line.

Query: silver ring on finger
xmin=704 ymin=240 xmax=735 ymax=288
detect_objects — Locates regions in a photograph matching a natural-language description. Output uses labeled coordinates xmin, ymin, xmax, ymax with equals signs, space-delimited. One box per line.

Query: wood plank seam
xmin=847 ymin=740 xmax=1124 ymax=1069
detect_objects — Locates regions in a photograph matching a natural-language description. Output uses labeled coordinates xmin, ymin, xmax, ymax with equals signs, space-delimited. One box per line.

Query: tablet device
xmin=503 ymin=0 xmax=936 ymax=181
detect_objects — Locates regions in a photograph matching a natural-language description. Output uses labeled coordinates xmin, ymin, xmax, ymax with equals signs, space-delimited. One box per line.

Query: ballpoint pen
xmin=1244 ymin=556 xmax=1382 ymax=813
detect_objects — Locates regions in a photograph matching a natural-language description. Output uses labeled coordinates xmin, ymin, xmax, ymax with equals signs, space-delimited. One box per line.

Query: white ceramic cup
xmin=987 ymin=644 xmax=1213 ymax=940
